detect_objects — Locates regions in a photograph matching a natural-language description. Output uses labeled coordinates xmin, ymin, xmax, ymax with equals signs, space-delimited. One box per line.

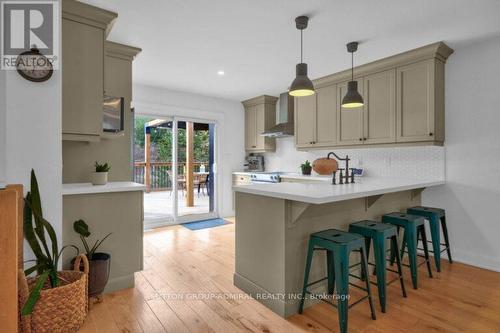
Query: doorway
xmin=133 ymin=116 xmax=217 ymax=228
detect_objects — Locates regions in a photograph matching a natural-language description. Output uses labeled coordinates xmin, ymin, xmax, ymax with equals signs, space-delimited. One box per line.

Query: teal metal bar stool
xmin=348 ymin=220 xmax=407 ymax=313
xmin=299 ymin=229 xmax=376 ymax=333
xmin=407 ymin=206 xmax=452 ymax=272
xmin=382 ymin=212 xmax=433 ymax=289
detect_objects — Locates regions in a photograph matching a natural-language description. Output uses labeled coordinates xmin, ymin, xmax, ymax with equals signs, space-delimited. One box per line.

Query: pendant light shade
xmin=289 ymin=63 xmax=315 ymax=97
xmin=342 ymin=42 xmax=364 ymax=108
xmin=289 ymin=16 xmax=315 ymax=97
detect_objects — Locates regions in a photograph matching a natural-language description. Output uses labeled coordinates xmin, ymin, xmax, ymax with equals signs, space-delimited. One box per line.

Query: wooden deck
xmin=77 ymin=219 xmax=500 ymax=333
xmin=143 ymin=190 xmax=210 ymax=223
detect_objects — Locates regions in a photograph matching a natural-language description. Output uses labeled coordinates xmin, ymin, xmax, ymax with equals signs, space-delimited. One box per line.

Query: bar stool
xmin=299 ymin=229 xmax=376 ymax=333
xmin=382 ymin=212 xmax=433 ymax=289
xmin=348 ymin=220 xmax=407 ymax=313
xmin=407 ymin=206 xmax=452 ymax=272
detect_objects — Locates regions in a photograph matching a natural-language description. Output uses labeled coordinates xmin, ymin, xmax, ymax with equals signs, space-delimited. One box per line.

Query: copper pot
xmin=312 ymin=157 xmax=338 ymax=175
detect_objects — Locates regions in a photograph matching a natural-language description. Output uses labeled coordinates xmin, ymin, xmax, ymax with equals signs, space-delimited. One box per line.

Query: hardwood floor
xmin=78 ymin=219 xmax=500 ymax=333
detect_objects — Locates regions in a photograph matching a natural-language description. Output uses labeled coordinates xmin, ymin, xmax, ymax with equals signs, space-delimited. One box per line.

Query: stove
xmin=250 ymin=172 xmax=281 ymax=183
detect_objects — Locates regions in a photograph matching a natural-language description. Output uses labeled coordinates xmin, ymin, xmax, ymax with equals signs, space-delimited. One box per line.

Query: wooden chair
xmin=167 ymin=170 xmax=186 ymax=196
xmin=0 ymin=184 xmax=23 ymax=333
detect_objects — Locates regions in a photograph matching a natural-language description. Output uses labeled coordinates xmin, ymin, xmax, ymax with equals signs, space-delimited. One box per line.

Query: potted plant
xmin=301 ymin=160 xmax=312 ymax=175
xmin=91 ymin=161 xmax=110 ymax=185
xmin=20 ymin=170 xmax=89 ymax=333
xmin=73 ymin=219 xmax=112 ymax=298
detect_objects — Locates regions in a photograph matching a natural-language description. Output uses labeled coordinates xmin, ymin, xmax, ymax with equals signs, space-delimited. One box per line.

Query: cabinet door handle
xmin=429 ymin=132 xmax=433 ymax=136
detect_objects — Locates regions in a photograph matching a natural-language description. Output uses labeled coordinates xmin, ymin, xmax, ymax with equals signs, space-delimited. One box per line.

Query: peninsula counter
xmin=232 ymin=177 xmax=444 ymax=317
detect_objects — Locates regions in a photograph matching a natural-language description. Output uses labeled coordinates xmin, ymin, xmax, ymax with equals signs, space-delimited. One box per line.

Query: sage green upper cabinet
xmin=62 ymin=19 xmax=103 ymax=138
xmin=396 ymin=59 xmax=443 ymax=143
xmin=294 ymin=85 xmax=337 ymax=148
xmin=294 ymin=94 xmax=316 ymax=148
xmin=244 ymin=105 xmax=257 ymax=150
xmin=242 ymin=95 xmax=278 ymax=152
xmin=363 ymin=69 xmax=396 ymax=144
xmin=62 ymin=0 xmax=117 ymax=141
xmin=336 ymin=80 xmax=364 ymax=146
xmin=315 ymin=85 xmax=337 ymax=147
xmin=291 ymin=42 xmax=452 ymax=150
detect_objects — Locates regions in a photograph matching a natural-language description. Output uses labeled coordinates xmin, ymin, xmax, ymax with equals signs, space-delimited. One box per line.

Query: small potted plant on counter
xmin=301 ymin=160 xmax=312 ymax=175
xmin=73 ymin=219 xmax=112 ymax=300
xmin=91 ymin=161 xmax=110 ymax=185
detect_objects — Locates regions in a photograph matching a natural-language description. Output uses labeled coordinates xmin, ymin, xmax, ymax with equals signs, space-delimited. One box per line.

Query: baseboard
xmin=233 ymin=273 xmax=287 ymax=317
xmin=104 ymin=274 xmax=135 ymax=293
xmin=144 ymin=219 xmax=177 ymax=230
xmin=452 ymin=249 xmax=500 ymax=272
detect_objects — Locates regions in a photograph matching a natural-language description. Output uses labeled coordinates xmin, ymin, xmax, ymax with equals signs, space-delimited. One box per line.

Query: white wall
xmin=133 ymin=84 xmax=245 ymax=218
xmin=423 ymin=37 xmax=500 ymax=272
xmin=1 ymin=3 xmax=62 ymax=264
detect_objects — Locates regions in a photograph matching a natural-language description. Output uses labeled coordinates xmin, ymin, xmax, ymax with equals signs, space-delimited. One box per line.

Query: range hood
xmin=261 ymin=93 xmax=294 ymax=137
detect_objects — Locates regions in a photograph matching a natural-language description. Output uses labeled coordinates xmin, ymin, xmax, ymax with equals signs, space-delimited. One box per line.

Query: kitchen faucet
xmin=327 ymin=152 xmax=354 ymax=184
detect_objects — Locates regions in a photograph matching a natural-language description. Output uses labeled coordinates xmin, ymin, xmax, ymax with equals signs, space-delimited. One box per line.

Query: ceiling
xmin=81 ymin=0 xmax=500 ymax=101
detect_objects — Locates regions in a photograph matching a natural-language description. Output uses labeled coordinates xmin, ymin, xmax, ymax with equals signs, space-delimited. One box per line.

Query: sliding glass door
xmin=134 ymin=115 xmax=217 ymax=228
xmin=174 ymin=119 xmax=216 ymax=223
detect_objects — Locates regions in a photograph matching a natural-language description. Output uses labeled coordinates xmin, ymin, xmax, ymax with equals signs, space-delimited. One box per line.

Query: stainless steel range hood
xmin=261 ymin=93 xmax=294 ymax=137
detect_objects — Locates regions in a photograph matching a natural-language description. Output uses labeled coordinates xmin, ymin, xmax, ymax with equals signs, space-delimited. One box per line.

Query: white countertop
xmin=233 ymin=171 xmax=336 ymax=182
xmin=62 ymin=182 xmax=146 ymax=195
xmin=232 ymin=177 xmax=445 ymax=204
xmin=279 ymin=173 xmax=332 ymax=182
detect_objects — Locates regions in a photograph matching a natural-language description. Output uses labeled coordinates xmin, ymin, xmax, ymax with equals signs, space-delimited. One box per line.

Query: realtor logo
xmin=1 ymin=1 xmax=59 ymax=70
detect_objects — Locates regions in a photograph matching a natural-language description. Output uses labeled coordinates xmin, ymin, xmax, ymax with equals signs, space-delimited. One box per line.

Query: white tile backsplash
xmin=263 ymin=137 xmax=445 ymax=181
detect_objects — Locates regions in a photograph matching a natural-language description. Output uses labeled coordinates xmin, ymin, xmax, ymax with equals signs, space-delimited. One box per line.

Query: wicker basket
xmin=18 ymin=254 xmax=89 ymax=333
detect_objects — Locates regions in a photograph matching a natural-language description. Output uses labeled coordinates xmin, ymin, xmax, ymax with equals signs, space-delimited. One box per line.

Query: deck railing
xmin=134 ymin=161 xmax=207 ymax=191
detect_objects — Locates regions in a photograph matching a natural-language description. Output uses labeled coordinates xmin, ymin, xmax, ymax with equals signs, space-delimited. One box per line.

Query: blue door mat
xmin=182 ymin=218 xmax=231 ymax=231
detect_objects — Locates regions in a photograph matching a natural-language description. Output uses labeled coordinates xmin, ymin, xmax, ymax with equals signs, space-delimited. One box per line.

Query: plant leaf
xmin=23 ymin=194 xmax=47 ymax=274
xmin=24 ymin=263 xmax=47 ymax=276
xmin=73 ymin=219 xmax=90 ymax=237
xmin=89 ymin=238 xmax=100 ymax=258
xmin=80 ymin=235 xmax=90 ymax=256
xmin=91 ymin=233 xmax=112 ymax=256
xmin=29 ymin=169 xmax=43 ymax=217
xmin=21 ymin=272 xmax=49 ymax=315
xmin=25 ymin=193 xmax=53 ymax=264
xmin=56 ymin=245 xmax=79 ymax=263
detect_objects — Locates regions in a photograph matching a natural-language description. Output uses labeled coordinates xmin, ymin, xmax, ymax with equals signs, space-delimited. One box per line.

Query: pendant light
xmin=341 ymin=42 xmax=364 ymax=108
xmin=289 ymin=16 xmax=315 ymax=97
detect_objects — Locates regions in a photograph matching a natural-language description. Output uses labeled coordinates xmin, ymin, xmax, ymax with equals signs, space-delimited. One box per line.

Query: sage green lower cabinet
xmin=363 ymin=69 xmax=396 ymax=144
xmin=336 ymin=79 xmax=364 ymax=146
xmin=62 ymin=190 xmax=143 ymax=293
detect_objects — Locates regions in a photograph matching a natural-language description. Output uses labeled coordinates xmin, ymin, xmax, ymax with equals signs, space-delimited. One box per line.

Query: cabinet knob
xmin=429 ymin=133 xmax=433 ymax=136
xmin=363 ymin=138 xmax=367 ymax=141
xmin=359 ymin=138 xmax=363 ymax=141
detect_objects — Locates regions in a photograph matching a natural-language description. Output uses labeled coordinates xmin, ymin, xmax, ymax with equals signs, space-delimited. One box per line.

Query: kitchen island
xmin=232 ymin=177 xmax=444 ymax=317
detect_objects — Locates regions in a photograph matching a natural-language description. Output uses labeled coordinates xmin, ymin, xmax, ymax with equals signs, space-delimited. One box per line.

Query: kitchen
xmin=233 ymin=38 xmax=452 ymax=324
xmin=2 ymin=1 xmax=500 ymax=332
